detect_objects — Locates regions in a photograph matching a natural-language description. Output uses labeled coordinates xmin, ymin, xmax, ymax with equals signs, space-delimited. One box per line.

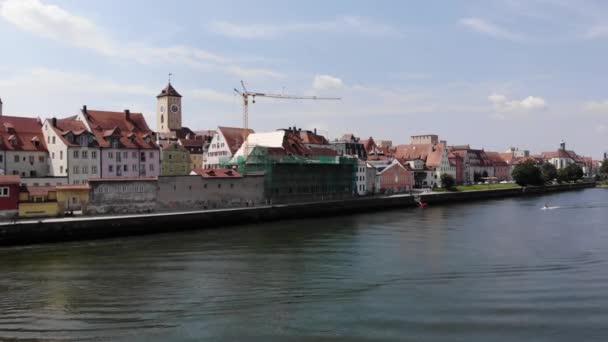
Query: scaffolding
xmin=227 ymin=146 xmax=358 ymax=203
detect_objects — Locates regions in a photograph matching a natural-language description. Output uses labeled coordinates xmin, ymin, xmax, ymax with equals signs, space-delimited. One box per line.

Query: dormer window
xmin=8 ymin=135 xmax=17 ymax=146
xmin=79 ymin=135 xmax=88 ymax=146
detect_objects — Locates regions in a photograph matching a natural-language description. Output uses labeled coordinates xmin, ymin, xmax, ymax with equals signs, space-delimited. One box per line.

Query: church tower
xmin=157 ymin=81 xmax=182 ymax=133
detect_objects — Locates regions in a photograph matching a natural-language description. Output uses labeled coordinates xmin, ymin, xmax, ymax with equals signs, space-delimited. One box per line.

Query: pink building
xmin=448 ymin=152 xmax=463 ymax=184
xmin=485 ymin=151 xmax=510 ymax=181
xmin=374 ymin=160 xmax=413 ymax=194
xmin=78 ymin=107 xmax=160 ymax=178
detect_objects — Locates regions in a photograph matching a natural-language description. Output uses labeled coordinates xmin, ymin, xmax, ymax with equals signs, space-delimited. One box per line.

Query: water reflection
xmin=1 ymin=189 xmax=608 ymax=341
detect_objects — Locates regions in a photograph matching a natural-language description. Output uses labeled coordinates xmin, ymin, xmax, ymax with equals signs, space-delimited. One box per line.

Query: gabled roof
xmin=157 ymin=82 xmax=182 ymax=98
xmin=218 ymin=126 xmax=254 ymax=155
xmin=485 ymin=151 xmax=509 ymax=166
xmin=0 ymin=115 xmax=47 ymax=152
xmin=339 ymin=133 xmax=358 ymax=142
xmin=81 ymin=110 xmax=157 ymax=149
xmin=0 ymin=175 xmax=21 ymax=184
xmin=299 ymin=130 xmax=330 ymax=145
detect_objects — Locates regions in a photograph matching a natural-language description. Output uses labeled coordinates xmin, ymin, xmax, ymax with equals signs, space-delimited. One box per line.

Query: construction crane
xmin=234 ymin=80 xmax=341 ymax=131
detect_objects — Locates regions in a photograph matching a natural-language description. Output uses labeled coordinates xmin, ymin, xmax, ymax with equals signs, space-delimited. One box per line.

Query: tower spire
xmin=168 ymin=73 xmax=172 ymax=84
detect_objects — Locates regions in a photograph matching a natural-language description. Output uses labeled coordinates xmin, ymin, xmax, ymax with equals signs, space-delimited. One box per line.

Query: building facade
xmin=374 ymin=160 xmax=412 ymax=194
xmin=0 ymin=115 xmax=49 ymax=178
xmin=161 ymin=143 xmax=191 ymax=176
xmin=0 ymin=175 xmax=20 ymax=218
xmin=204 ymin=126 xmax=253 ymax=169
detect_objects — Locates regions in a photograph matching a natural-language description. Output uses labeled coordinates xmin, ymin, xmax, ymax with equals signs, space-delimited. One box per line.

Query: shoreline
xmin=0 ymin=182 xmax=595 ymax=247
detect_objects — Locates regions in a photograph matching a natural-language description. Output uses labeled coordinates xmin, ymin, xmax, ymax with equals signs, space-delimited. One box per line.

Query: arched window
xmin=161 ymin=115 xmax=164 ymax=123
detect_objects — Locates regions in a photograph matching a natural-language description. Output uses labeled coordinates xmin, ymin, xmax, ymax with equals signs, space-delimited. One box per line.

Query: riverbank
xmin=0 ymin=182 xmax=595 ymax=246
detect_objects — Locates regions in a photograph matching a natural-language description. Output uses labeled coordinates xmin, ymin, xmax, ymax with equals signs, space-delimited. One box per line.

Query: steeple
xmin=157 ymin=82 xmax=182 ymax=98
xmin=156 ymin=77 xmax=183 ymax=133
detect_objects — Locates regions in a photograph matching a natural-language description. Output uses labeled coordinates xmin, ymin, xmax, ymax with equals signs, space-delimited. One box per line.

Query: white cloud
xmin=584 ymin=100 xmax=608 ymax=113
xmin=488 ymin=93 xmax=547 ymax=112
xmin=0 ymin=0 xmax=283 ymax=79
xmin=208 ymin=15 xmax=400 ymax=39
xmin=459 ymin=17 xmax=525 ymax=42
xmin=313 ymin=75 xmax=344 ymax=91
xmin=190 ymin=88 xmax=237 ymax=104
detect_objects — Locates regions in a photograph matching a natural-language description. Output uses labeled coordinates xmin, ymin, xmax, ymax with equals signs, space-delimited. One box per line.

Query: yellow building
xmin=19 ymin=186 xmax=59 ymax=218
xmin=161 ymin=143 xmax=191 ymax=176
xmin=56 ymin=184 xmax=90 ymax=214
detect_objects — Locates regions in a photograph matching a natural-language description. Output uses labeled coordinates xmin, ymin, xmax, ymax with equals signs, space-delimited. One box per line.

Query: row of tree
xmin=512 ymin=160 xmax=583 ymax=186
xmin=439 ymin=160 xmax=587 ymax=189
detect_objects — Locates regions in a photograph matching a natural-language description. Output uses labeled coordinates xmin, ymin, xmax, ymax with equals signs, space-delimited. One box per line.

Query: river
xmin=1 ymin=188 xmax=607 ymax=341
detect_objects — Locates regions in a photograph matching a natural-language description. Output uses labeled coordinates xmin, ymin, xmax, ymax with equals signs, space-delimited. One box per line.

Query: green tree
xmin=600 ymin=159 xmax=608 ymax=175
xmin=511 ymin=160 xmax=544 ymax=186
xmin=565 ymin=163 xmax=584 ymax=181
xmin=440 ymin=173 xmax=455 ymax=190
xmin=541 ymin=162 xmax=558 ymax=183
xmin=557 ymin=168 xmax=569 ymax=183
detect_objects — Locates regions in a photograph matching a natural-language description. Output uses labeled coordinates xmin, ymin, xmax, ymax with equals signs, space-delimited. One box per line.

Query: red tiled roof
xmin=339 ymin=133 xmax=357 ymax=142
xmin=309 ymin=147 xmax=338 ymax=157
xmin=541 ymin=149 xmax=581 ymax=162
xmin=395 ymin=143 xmax=445 ymax=168
xmin=157 ymin=83 xmax=182 ymax=98
xmin=0 ymin=116 xmax=47 ymax=152
xmin=56 ymin=184 xmax=90 ymax=190
xmin=25 ymin=186 xmax=56 ymax=197
xmin=362 ymin=137 xmax=378 ymax=153
xmin=485 ymin=151 xmax=509 ymax=166
xmin=218 ymin=126 xmax=254 ymax=155
xmin=299 ymin=130 xmax=329 ymax=145
xmin=192 ymin=168 xmax=242 ymax=178
xmin=83 ymin=110 xmax=158 ymax=150
xmin=0 ymin=175 xmax=21 ymax=184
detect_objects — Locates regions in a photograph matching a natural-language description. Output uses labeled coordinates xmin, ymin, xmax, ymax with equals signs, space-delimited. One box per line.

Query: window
xmin=29 ymin=156 xmax=34 ymax=164
xmin=52 ymin=136 xmax=56 ymax=144
xmin=52 ymin=152 xmax=55 ymax=159
xmin=169 ymin=154 xmax=172 ymax=160
xmin=60 ymin=165 xmax=63 ymax=173
xmin=109 ymin=152 xmax=114 ymax=159
xmin=82 ymin=151 xmax=88 ymax=159
xmin=123 ymin=151 xmax=128 ymax=159
xmin=0 ymin=155 xmax=2 ymax=163
xmin=109 ymin=165 xmax=113 ymax=172
xmin=38 ymin=156 xmax=45 ymax=163
xmin=0 ymin=187 xmax=9 ymax=197
xmin=82 ymin=166 xmax=88 ymax=174
xmin=149 ymin=151 xmax=154 ymax=159
xmin=132 ymin=164 xmax=137 ymax=172
xmin=132 ymin=151 xmax=137 ymax=159
xmin=92 ymin=151 xmax=97 ymax=159
xmin=218 ymin=184 xmax=221 ymax=189
xmin=149 ymin=163 xmax=154 ymax=171
xmin=14 ymin=155 xmax=19 ymax=163
xmin=73 ymin=150 xmax=79 ymax=159
xmin=123 ymin=165 xmax=128 ymax=172
xmin=73 ymin=166 xmax=79 ymax=174
xmin=60 ymin=151 xmax=63 ymax=160
xmin=204 ymin=184 xmax=207 ymax=189
xmin=92 ymin=166 xmax=97 ymax=174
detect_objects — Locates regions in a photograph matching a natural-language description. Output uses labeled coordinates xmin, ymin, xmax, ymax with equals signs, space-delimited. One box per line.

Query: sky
xmin=1 ymin=0 xmax=608 ymax=158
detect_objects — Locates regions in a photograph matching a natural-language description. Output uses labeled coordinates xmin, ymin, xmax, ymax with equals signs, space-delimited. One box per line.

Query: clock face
xmin=171 ymin=104 xmax=179 ymax=113
xmin=160 ymin=105 xmax=165 ymax=113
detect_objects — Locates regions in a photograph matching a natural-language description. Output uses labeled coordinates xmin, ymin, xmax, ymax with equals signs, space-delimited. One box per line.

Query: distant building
xmin=0 ymin=114 xmax=48 ymax=178
xmin=540 ymin=140 xmax=584 ymax=170
xmin=18 ymin=185 xmax=58 ymax=218
xmin=355 ymin=159 xmax=367 ymax=195
xmin=204 ymin=126 xmax=254 ymax=169
xmin=395 ymin=137 xmax=454 ymax=188
xmin=448 ymin=145 xmax=494 ymax=184
xmin=161 ymin=142 xmax=191 ymax=176
xmin=485 ymin=151 xmax=510 ymax=181
xmin=369 ymin=159 xmax=412 ymax=194
xmin=333 ymin=133 xmax=367 ymax=159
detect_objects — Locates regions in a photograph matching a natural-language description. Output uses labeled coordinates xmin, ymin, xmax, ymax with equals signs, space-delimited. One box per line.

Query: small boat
xmin=418 ymin=202 xmax=428 ymax=208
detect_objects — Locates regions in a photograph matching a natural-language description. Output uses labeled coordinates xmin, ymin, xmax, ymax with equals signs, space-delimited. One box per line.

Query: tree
xmin=565 ymin=163 xmax=583 ymax=181
xmin=511 ymin=160 xmax=544 ymax=186
xmin=557 ymin=169 xmax=569 ymax=183
xmin=441 ymin=173 xmax=455 ymax=190
xmin=600 ymin=159 xmax=608 ymax=175
xmin=541 ymin=162 xmax=558 ymax=183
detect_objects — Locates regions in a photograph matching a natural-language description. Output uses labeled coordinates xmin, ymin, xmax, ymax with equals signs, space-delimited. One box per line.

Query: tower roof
xmin=157 ymin=82 xmax=182 ymax=98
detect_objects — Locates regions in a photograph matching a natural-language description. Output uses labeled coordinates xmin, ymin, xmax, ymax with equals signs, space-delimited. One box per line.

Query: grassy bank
xmin=434 ymin=183 xmax=521 ymax=192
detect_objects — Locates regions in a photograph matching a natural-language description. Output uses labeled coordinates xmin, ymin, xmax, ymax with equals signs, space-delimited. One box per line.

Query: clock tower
xmin=157 ymin=81 xmax=182 ymax=133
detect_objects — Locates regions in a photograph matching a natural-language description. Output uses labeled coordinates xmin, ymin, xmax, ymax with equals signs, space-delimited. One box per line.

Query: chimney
xmin=52 ymin=117 xmax=57 ymax=127
xmin=560 ymin=140 xmax=566 ymax=151
xmin=82 ymin=105 xmax=87 ymax=113
xmin=0 ymin=97 xmax=3 ymax=116
xmin=440 ymin=140 xmax=447 ymax=147
xmin=314 ymin=128 xmax=317 ymax=135
xmin=124 ymin=109 xmax=130 ymax=121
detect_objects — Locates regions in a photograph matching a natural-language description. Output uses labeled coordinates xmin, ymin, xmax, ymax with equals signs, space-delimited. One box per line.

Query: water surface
xmin=1 ymin=188 xmax=608 ymax=341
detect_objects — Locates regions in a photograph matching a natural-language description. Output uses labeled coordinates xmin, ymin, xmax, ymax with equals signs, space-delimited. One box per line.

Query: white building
xmin=355 ymin=159 xmax=367 ymax=196
xmin=204 ymin=126 xmax=253 ymax=169
xmin=0 ymin=115 xmax=49 ymax=177
xmin=541 ymin=141 xmax=582 ymax=170
xmin=43 ymin=117 xmax=101 ymax=184
xmin=395 ymin=137 xmax=455 ymax=188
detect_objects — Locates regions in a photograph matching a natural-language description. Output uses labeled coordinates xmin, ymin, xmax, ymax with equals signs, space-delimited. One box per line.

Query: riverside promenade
xmin=0 ymin=182 xmax=595 ymax=246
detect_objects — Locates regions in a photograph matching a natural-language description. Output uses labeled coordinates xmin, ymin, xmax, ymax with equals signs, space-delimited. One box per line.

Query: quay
xmin=0 ymin=182 xmax=594 ymax=247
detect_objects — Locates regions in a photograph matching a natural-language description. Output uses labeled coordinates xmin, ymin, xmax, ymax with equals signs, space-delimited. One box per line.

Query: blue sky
xmin=1 ymin=0 xmax=607 ymax=157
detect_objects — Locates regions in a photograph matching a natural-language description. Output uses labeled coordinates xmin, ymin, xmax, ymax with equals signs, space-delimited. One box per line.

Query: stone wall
xmin=86 ymin=180 xmax=157 ymax=215
xmin=156 ymin=175 xmax=265 ymax=211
